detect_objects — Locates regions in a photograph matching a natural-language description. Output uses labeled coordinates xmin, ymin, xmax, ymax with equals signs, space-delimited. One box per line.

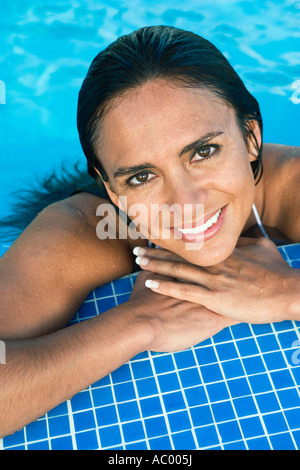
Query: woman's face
xmin=96 ymin=80 xmax=258 ymax=266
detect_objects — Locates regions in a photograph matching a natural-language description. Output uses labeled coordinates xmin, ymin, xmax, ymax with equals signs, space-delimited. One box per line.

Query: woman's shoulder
xmin=262 ymin=143 xmax=300 ymax=241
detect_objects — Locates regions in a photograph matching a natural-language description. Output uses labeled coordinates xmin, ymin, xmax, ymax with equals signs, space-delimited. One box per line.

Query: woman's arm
xmin=0 ymin=194 xmax=232 ymax=437
xmin=0 ymin=193 xmax=138 ymax=340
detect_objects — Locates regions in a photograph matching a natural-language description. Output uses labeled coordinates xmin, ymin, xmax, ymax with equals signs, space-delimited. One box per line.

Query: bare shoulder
xmin=263 ymin=143 xmax=300 ymax=241
xmin=0 ymin=193 xmax=143 ymax=338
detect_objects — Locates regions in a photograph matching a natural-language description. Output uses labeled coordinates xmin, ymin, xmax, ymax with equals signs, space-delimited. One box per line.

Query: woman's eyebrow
xmin=179 ymin=131 xmax=224 ymax=157
xmin=113 ymin=163 xmax=155 ymax=179
xmin=113 ymin=131 xmax=224 ymax=179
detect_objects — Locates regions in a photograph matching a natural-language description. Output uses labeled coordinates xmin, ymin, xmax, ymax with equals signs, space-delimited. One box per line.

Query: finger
xmin=144 ymin=278 xmax=211 ymax=305
xmin=133 ymin=246 xmax=186 ymax=262
xmin=135 ymin=255 xmax=210 ymax=285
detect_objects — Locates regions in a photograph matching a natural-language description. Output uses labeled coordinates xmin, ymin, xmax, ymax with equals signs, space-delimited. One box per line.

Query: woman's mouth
xmin=170 ymin=205 xmax=227 ymax=243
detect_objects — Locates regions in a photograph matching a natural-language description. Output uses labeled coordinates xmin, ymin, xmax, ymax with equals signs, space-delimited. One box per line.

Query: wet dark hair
xmin=77 ymin=25 xmax=263 ymax=185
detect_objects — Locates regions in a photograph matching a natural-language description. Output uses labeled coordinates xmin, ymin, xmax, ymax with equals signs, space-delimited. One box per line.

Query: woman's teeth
xmin=176 ymin=209 xmax=222 ymax=235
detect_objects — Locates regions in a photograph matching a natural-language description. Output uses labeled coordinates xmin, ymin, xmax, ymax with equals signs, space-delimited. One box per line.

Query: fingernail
xmin=133 ymin=246 xmax=147 ymax=256
xmin=145 ymin=280 xmax=160 ymax=289
xmin=135 ymin=256 xmax=149 ymax=266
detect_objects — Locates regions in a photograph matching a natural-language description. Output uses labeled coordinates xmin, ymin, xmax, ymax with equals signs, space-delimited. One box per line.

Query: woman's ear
xmin=93 ymin=166 xmax=126 ymax=211
xmin=247 ymin=120 xmax=262 ymax=163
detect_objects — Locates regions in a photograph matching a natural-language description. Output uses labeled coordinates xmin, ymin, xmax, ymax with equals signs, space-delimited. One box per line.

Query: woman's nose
xmin=166 ymin=175 xmax=208 ymax=207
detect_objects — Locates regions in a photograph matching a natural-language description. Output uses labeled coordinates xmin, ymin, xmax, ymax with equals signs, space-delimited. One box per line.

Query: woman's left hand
xmin=134 ymin=237 xmax=299 ymax=324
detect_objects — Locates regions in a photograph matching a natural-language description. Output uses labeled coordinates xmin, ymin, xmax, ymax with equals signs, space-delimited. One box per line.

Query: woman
xmin=0 ymin=26 xmax=299 ymax=437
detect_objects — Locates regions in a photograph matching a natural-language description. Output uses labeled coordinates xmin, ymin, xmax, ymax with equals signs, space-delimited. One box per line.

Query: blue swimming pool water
xmin=0 ymin=0 xmax=299 ymax=222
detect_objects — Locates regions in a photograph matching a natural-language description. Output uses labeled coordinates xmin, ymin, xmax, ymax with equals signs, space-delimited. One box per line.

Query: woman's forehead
xmin=97 ymin=81 xmax=236 ymax=164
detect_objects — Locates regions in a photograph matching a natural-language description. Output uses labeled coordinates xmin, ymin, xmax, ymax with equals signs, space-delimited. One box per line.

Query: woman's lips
xmin=170 ymin=205 xmax=227 ymax=243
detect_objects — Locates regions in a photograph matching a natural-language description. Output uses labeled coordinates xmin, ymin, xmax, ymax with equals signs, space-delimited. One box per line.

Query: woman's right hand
xmin=128 ymin=270 xmax=237 ymax=353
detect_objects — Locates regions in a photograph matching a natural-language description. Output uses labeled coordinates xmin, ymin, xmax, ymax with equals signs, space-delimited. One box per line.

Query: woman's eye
xmin=128 ymin=171 xmax=155 ymax=187
xmin=191 ymin=145 xmax=219 ymax=162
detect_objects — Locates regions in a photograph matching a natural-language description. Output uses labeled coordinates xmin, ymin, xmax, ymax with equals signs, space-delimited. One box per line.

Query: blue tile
xmin=284 ymin=244 xmax=300 ymax=259
xmin=76 ymin=430 xmax=99 ymax=450
xmin=231 ymin=323 xmax=253 ymax=339
xmin=248 ymin=373 xmax=272 ymax=393
xmin=216 ymin=342 xmax=239 ymax=361
xmin=158 ymin=372 xmax=180 ymax=393
xmin=174 ymin=350 xmax=196 ymax=369
xmin=270 ymin=370 xmax=295 ymax=389
xmin=122 ymin=420 xmax=145 ymax=442
xmin=242 ymin=356 xmax=266 ymax=375
xmin=163 ymin=391 xmax=186 ymax=413
xmin=48 ymin=415 xmax=70 ymax=437
xmin=190 ymin=405 xmax=214 ymax=427
xmin=207 ymin=382 xmax=230 ymax=402
xmin=92 ymin=386 xmax=114 ymax=407
xmin=136 ymin=377 xmax=158 ymax=398
xmin=257 ymin=335 xmax=280 ymax=353
xmin=256 ymin=392 xmax=280 ymax=413
xmin=96 ymin=405 xmax=118 ymax=427
xmin=213 ymin=327 xmax=233 ymax=343
xmin=153 ymin=355 xmax=175 ymax=374
xmin=3 ymin=429 xmax=25 ymax=447
xmin=284 ymin=408 xmax=300 ymax=430
xmin=111 ymin=364 xmax=132 ymax=383
xmin=236 ymin=338 xmax=259 ymax=357
xmin=263 ymin=351 xmax=287 ymax=371
xmin=179 ymin=367 xmax=201 ymax=387
xmin=96 ymin=296 xmax=117 ymax=314
xmin=118 ymin=401 xmax=141 ymax=421
xmin=227 ymin=378 xmax=251 ymax=398
xmin=77 ymin=300 xmax=98 ymax=320
xmin=246 ymin=437 xmax=271 ymax=450
xmin=185 ymin=386 xmax=207 ymax=407
xmin=233 ymin=396 xmax=257 ymax=417
xmin=212 ymin=401 xmax=235 ymax=422
xmin=98 ymin=425 xmax=122 ymax=448
xmin=172 ymin=430 xmax=197 ymax=450
xmin=71 ymin=390 xmax=93 ymax=412
xmin=195 ymin=425 xmax=219 ymax=448
xmin=47 ymin=401 xmax=69 ymax=417
xmin=277 ymin=330 xmax=299 ymax=349
xmin=113 ymin=277 xmax=133 ymax=294
xmin=73 ymin=410 xmax=95 ymax=432
xmin=218 ymin=420 xmax=242 ymax=443
xmin=277 ymin=389 xmax=300 ymax=408
xmin=270 ymin=432 xmax=296 ymax=450
xmin=263 ymin=412 xmax=288 ymax=434
xmin=239 ymin=416 xmax=264 ymax=439
xmin=168 ymin=410 xmax=191 ymax=433
xmin=145 ymin=416 xmax=168 ymax=439
xmin=223 ymin=440 xmax=247 ymax=450
xmin=200 ymin=363 xmax=223 ymax=383
xmin=126 ymin=441 xmax=148 ymax=450
xmin=140 ymin=396 xmax=162 ymax=418
xmin=51 ymin=436 xmax=74 ymax=450
xmin=94 ymin=282 xmax=114 ymax=297
xmin=149 ymin=435 xmax=172 ymax=450
xmin=114 ymin=381 xmax=136 ymax=402
xmin=222 ymin=359 xmax=245 ymax=379
xmin=251 ymin=324 xmax=273 ymax=335
xmin=291 ymin=366 xmax=300 ymax=384
xmin=194 ymin=346 xmax=217 ymax=365
xmin=131 ymin=360 xmax=153 ymax=379
xmin=27 ymin=440 xmax=50 ymax=450
xmin=116 ymin=293 xmax=130 ymax=304
xmin=292 ymin=429 xmax=300 ymax=449
xmin=26 ymin=419 xmax=48 ymax=441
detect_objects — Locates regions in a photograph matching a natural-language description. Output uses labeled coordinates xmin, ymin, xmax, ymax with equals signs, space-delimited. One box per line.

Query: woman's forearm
xmin=287 ymin=268 xmax=300 ymax=321
xmin=0 ymin=302 xmax=153 ymax=438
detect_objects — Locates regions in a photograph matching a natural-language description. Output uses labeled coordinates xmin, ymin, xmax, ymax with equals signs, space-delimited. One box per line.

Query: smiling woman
xmin=0 ymin=25 xmax=299 ymax=438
